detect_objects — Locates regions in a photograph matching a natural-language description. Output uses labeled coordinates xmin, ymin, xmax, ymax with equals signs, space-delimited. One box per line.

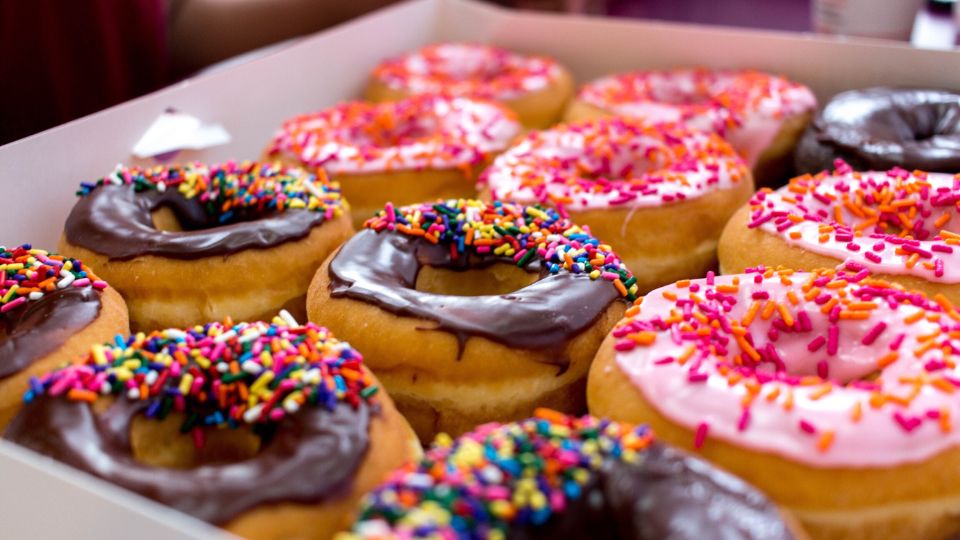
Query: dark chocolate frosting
xmin=3 ymin=397 xmax=370 ymax=524
xmin=510 ymin=442 xmax=794 ymax=540
xmin=64 ymin=184 xmax=327 ymax=260
xmin=0 ymin=287 xmax=100 ymax=379
xmin=328 ymin=229 xmax=622 ymax=364
xmin=796 ymin=87 xmax=960 ymax=174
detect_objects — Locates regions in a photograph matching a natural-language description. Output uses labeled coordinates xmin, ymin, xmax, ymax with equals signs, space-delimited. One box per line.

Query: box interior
xmin=1 ymin=0 xmax=959 ymax=535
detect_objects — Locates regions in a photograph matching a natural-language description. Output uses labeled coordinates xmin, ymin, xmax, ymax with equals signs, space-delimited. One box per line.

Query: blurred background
xmin=1 ymin=0 xmax=955 ymax=146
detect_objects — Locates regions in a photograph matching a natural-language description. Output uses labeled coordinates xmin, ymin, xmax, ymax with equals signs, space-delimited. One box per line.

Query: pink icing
xmin=267 ymin=95 xmax=520 ymax=174
xmin=577 ymin=69 xmax=817 ymax=166
xmin=613 ymin=267 xmax=960 ymax=467
xmin=482 ymin=117 xmax=748 ymax=211
xmin=748 ymin=164 xmax=960 ymax=283
xmin=371 ymin=43 xmax=562 ymax=101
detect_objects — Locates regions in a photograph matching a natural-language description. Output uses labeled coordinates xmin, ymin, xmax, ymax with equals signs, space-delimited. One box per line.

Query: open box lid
xmin=0 ymin=0 xmax=959 ymax=536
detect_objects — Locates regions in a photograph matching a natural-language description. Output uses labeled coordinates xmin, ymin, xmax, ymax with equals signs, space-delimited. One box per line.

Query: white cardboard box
xmin=1 ymin=0 xmax=959 ymax=537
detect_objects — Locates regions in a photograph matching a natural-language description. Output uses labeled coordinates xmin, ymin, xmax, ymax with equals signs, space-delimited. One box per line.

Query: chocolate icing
xmin=328 ymin=230 xmax=622 ymax=364
xmin=0 ymin=287 xmax=100 ymax=379
xmin=3 ymin=398 xmax=370 ymax=524
xmin=64 ymin=184 xmax=327 ymax=260
xmin=509 ymin=442 xmax=794 ymax=540
xmin=796 ymin=88 xmax=960 ymax=174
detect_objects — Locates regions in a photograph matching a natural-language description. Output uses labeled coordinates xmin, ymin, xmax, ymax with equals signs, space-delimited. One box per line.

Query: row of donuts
xmin=2 ymin=41 xmax=959 ymax=540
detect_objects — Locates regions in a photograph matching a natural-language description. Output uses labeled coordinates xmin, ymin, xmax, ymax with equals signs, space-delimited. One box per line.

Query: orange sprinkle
xmin=817 ymin=431 xmax=835 ymax=452
xmin=850 ymin=402 xmax=863 ymax=422
xmin=67 ymin=388 xmax=98 ymax=402
xmin=877 ymin=352 xmax=899 ymax=368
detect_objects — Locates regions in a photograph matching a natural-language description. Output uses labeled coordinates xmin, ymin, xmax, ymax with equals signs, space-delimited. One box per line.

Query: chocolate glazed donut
xmin=509 ymin=443 xmax=797 ymax=540
xmin=4 ymin=398 xmax=369 ymax=524
xmin=1 ymin=288 xmax=99 ymax=378
xmin=795 ymin=88 xmax=960 ymax=174
xmin=65 ymin=184 xmax=328 ymax=260
xmin=328 ymin=230 xmax=621 ymax=366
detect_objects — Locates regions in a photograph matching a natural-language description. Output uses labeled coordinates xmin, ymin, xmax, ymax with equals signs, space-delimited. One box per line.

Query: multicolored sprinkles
xmin=747 ymin=161 xmax=960 ymax=282
xmin=267 ymin=95 xmax=519 ymax=174
xmin=364 ymin=199 xmax=638 ymax=299
xmin=77 ymin=161 xmax=347 ymax=223
xmin=577 ymin=69 xmax=816 ymax=135
xmin=24 ymin=315 xmax=377 ymax=445
xmin=612 ymin=265 xmax=960 ymax=465
xmin=346 ymin=409 xmax=653 ymax=539
xmin=0 ymin=245 xmax=106 ymax=315
xmin=482 ymin=117 xmax=748 ymax=210
xmin=371 ymin=43 xmax=561 ymax=100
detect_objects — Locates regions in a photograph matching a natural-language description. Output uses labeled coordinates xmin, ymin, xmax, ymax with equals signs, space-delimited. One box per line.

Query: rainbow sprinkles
xmin=0 ymin=245 xmax=106 ymax=315
xmin=364 ymin=199 xmax=638 ymax=300
xmin=25 ymin=317 xmax=378 ymax=445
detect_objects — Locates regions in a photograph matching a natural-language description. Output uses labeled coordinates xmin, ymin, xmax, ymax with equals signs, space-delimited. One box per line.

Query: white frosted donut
xmin=482 ymin=117 xmax=753 ymax=292
xmin=364 ymin=43 xmax=574 ymax=128
xmin=565 ymin=69 xmax=816 ymax=186
xmin=267 ymin=95 xmax=520 ymax=225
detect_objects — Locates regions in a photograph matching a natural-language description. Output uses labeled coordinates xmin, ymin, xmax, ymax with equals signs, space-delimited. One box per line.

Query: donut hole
xmin=151 ymin=206 xmax=184 ymax=232
xmin=150 ymin=200 xmax=269 ymax=232
xmin=129 ymin=411 xmax=261 ymax=468
xmin=415 ymin=263 xmax=538 ymax=296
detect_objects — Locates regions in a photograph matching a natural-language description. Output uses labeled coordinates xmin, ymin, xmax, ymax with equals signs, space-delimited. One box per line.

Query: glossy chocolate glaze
xmin=328 ymin=230 xmax=622 ymax=365
xmin=796 ymin=88 xmax=960 ymax=174
xmin=0 ymin=287 xmax=100 ymax=379
xmin=64 ymin=184 xmax=327 ymax=260
xmin=4 ymin=398 xmax=370 ymax=524
xmin=509 ymin=442 xmax=795 ymax=540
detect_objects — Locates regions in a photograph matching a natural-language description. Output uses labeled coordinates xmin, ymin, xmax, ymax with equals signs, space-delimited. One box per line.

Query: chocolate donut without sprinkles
xmin=344 ymin=411 xmax=804 ymax=540
xmin=5 ymin=319 xmax=418 ymax=540
xmin=60 ymin=162 xmax=353 ymax=331
xmin=307 ymin=199 xmax=633 ymax=441
xmin=795 ymin=88 xmax=960 ymax=174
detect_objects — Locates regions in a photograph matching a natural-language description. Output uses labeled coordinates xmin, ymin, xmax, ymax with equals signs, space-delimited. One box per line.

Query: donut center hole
xmin=415 ymin=264 xmax=538 ymax=296
xmin=129 ymin=412 xmax=262 ymax=468
xmin=151 ymin=200 xmax=270 ymax=232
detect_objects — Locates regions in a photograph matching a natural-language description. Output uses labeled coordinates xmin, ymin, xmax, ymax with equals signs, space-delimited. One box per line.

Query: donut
xmin=306 ymin=199 xmax=632 ymax=442
xmin=795 ymin=88 xmax=960 ymax=175
xmin=589 ymin=265 xmax=960 ymax=539
xmin=60 ymin=161 xmax=352 ymax=331
xmin=720 ymin=162 xmax=960 ymax=304
xmin=565 ymin=69 xmax=816 ymax=186
xmin=4 ymin=316 xmax=419 ymax=540
xmin=364 ymin=43 xmax=574 ymax=129
xmin=343 ymin=409 xmax=806 ymax=539
xmin=482 ymin=117 xmax=753 ymax=294
xmin=0 ymin=244 xmax=128 ymax=428
xmin=267 ymin=95 xmax=520 ymax=228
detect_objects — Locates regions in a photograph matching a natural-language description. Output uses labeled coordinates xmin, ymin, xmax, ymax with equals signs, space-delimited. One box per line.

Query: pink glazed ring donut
xmin=720 ymin=161 xmax=960 ymax=305
xmin=589 ymin=266 xmax=960 ymax=539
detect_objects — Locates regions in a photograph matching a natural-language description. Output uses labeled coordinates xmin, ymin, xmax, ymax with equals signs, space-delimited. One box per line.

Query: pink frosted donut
xmin=364 ymin=43 xmax=574 ymax=128
xmin=481 ymin=117 xmax=752 ymax=293
xmin=266 ymin=95 xmax=520 ymax=226
xmin=565 ymin=69 xmax=816 ymax=186
xmin=589 ymin=266 xmax=960 ymax=538
xmin=720 ymin=162 xmax=960 ymax=304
